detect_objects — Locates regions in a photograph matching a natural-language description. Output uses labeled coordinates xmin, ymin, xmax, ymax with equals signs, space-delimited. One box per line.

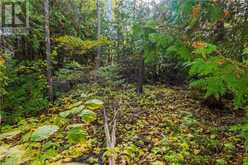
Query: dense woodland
xmin=1 ymin=0 xmax=248 ymax=164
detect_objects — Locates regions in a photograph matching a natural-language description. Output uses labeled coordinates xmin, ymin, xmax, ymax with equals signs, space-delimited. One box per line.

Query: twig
xmin=103 ymin=108 xmax=111 ymax=147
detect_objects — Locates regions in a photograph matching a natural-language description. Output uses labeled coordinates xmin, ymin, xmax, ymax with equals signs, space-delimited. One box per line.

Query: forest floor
xmin=0 ymin=84 xmax=245 ymax=165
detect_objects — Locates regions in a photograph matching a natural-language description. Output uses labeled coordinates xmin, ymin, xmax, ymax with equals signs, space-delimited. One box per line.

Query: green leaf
xmin=181 ymin=0 xmax=195 ymax=16
xmin=243 ymin=48 xmax=248 ymax=55
xmin=68 ymin=101 xmax=83 ymax=109
xmin=79 ymin=110 xmax=97 ymax=123
xmin=59 ymin=105 xmax=85 ymax=118
xmin=208 ymin=4 xmax=222 ymax=23
xmin=193 ymin=43 xmax=217 ymax=58
xmin=166 ymin=42 xmax=191 ymax=61
xmin=216 ymin=159 xmax=227 ymax=165
xmin=144 ymin=45 xmax=157 ymax=64
xmin=66 ymin=127 xmax=87 ymax=144
xmin=66 ymin=124 xmax=85 ymax=129
xmin=31 ymin=125 xmax=59 ymax=142
xmin=85 ymin=99 xmax=104 ymax=110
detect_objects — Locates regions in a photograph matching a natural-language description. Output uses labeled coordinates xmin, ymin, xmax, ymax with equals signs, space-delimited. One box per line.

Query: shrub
xmin=145 ymin=55 xmax=188 ymax=85
xmin=97 ymin=64 xmax=124 ymax=86
xmin=0 ymin=53 xmax=9 ymax=98
xmin=2 ymin=60 xmax=49 ymax=123
xmin=55 ymin=61 xmax=83 ymax=81
xmin=189 ymin=43 xmax=248 ymax=108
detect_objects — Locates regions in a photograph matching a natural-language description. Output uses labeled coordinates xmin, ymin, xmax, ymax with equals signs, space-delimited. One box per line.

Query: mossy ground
xmin=0 ymin=84 xmax=245 ymax=164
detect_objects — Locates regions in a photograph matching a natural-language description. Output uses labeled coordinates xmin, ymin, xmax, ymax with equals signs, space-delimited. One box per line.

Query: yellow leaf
xmin=0 ymin=56 xmax=5 ymax=65
xmin=192 ymin=4 xmax=201 ymax=18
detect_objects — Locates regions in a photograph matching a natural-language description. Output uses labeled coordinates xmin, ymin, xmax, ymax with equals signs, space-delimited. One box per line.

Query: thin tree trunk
xmin=214 ymin=0 xmax=225 ymax=42
xmin=96 ymin=0 xmax=101 ymax=69
xmin=132 ymin=0 xmax=144 ymax=95
xmin=103 ymin=108 xmax=111 ymax=147
xmin=136 ymin=52 xmax=144 ymax=95
xmin=24 ymin=37 xmax=28 ymax=59
xmin=105 ymin=0 xmax=114 ymax=65
xmin=0 ymin=36 xmax=3 ymax=125
xmin=44 ymin=0 xmax=53 ymax=101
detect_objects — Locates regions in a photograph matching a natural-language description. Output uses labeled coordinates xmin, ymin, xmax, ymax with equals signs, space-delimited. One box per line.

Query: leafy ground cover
xmin=0 ymin=84 xmax=245 ymax=165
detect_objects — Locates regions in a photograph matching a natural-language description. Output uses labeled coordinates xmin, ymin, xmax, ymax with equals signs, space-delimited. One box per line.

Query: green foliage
xmin=3 ymin=60 xmax=48 ymax=122
xmin=130 ymin=21 xmax=190 ymax=84
xmin=66 ymin=127 xmax=87 ymax=144
xmin=55 ymin=68 xmax=82 ymax=81
xmin=1 ymin=0 xmax=247 ymax=163
xmin=31 ymin=125 xmax=59 ymax=142
xmin=7 ymin=76 xmax=48 ymax=114
xmin=132 ymin=21 xmax=157 ymax=61
xmin=59 ymin=108 xmax=79 ymax=118
xmin=0 ymin=52 xmax=16 ymax=100
xmin=55 ymin=35 xmax=111 ymax=55
xmin=189 ymin=45 xmax=248 ymax=108
xmin=54 ymin=61 xmax=87 ymax=86
xmin=97 ymin=65 xmax=124 ymax=86
xmin=0 ymin=75 xmax=7 ymax=97
xmin=206 ymin=3 xmax=223 ymax=23
xmin=243 ymin=48 xmax=248 ymax=55
xmin=59 ymin=105 xmax=85 ymax=118
xmin=215 ymin=159 xmax=227 ymax=165
xmin=79 ymin=110 xmax=96 ymax=123
xmin=0 ymin=54 xmax=9 ymax=98
xmin=149 ymin=33 xmax=174 ymax=49
xmin=0 ymin=58 xmax=48 ymax=124
xmin=166 ymin=41 xmax=192 ymax=61
xmin=85 ymin=99 xmax=104 ymax=110
xmin=167 ymin=0 xmax=223 ymax=27
xmin=192 ymin=43 xmax=217 ymax=59
xmin=243 ymin=48 xmax=248 ymax=65
xmin=59 ymin=99 xmax=100 ymax=124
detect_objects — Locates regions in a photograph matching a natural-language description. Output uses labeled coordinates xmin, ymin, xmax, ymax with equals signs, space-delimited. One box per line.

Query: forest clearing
xmin=0 ymin=0 xmax=248 ymax=164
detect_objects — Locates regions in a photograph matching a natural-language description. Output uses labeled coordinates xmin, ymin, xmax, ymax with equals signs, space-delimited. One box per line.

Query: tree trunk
xmin=214 ymin=0 xmax=225 ymax=42
xmin=44 ymin=0 xmax=53 ymax=101
xmin=136 ymin=52 xmax=144 ymax=95
xmin=105 ymin=0 xmax=113 ymax=65
xmin=0 ymin=36 xmax=3 ymax=125
xmin=103 ymin=108 xmax=117 ymax=165
xmin=96 ymin=0 xmax=101 ymax=69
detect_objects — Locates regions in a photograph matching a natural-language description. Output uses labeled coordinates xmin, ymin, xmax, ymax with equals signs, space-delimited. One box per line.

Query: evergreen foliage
xmin=1 ymin=60 xmax=48 ymax=123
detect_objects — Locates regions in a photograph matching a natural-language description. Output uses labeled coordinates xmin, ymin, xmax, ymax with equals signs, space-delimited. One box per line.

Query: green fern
xmin=55 ymin=35 xmax=111 ymax=55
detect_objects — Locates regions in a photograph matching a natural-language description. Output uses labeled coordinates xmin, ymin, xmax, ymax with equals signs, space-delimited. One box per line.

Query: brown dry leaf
xmin=192 ymin=41 xmax=207 ymax=49
xmin=192 ymin=4 xmax=201 ymax=18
